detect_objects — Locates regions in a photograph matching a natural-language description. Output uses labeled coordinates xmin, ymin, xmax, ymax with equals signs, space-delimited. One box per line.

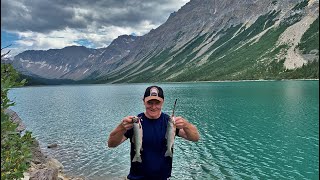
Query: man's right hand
xmin=108 ymin=116 xmax=135 ymax=148
xmin=121 ymin=116 xmax=135 ymax=130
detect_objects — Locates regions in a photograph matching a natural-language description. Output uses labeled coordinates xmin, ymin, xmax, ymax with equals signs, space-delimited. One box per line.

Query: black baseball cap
xmin=143 ymin=86 xmax=164 ymax=102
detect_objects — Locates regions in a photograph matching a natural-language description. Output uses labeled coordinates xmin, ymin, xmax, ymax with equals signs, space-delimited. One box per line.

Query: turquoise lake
xmin=9 ymin=80 xmax=319 ymax=180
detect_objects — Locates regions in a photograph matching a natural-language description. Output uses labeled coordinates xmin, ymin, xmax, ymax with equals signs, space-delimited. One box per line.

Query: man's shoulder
xmin=161 ymin=112 xmax=170 ymax=119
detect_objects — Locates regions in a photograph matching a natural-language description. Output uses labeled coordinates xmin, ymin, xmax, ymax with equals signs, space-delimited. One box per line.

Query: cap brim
xmin=144 ymin=96 xmax=163 ymax=102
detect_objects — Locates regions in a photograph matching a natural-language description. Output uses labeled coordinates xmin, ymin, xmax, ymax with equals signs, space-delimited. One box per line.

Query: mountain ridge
xmin=6 ymin=0 xmax=319 ymax=84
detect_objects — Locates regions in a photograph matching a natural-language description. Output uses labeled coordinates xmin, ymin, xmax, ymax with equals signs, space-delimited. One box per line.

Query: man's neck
xmin=144 ymin=112 xmax=161 ymax=119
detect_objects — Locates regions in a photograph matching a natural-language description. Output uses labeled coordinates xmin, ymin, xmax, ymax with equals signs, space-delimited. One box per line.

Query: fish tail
xmin=132 ymin=154 xmax=142 ymax=162
xmin=165 ymin=149 xmax=173 ymax=157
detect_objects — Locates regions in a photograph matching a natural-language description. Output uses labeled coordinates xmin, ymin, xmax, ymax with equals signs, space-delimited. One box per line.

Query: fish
xmin=165 ymin=99 xmax=177 ymax=157
xmin=165 ymin=116 xmax=176 ymax=157
xmin=132 ymin=116 xmax=143 ymax=162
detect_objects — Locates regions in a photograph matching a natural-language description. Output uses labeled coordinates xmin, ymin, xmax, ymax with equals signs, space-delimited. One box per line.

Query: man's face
xmin=144 ymin=99 xmax=163 ymax=119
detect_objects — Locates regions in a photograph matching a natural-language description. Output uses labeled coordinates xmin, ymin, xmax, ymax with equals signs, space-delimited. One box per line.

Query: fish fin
xmin=132 ymin=154 xmax=142 ymax=163
xmin=164 ymin=149 xmax=173 ymax=157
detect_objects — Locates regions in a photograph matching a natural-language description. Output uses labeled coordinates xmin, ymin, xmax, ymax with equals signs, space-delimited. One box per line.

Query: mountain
xmin=9 ymin=35 xmax=140 ymax=81
xmin=8 ymin=0 xmax=320 ymax=84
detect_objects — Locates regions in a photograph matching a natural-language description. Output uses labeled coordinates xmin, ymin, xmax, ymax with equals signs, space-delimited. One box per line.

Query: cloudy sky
xmin=1 ymin=0 xmax=189 ymax=56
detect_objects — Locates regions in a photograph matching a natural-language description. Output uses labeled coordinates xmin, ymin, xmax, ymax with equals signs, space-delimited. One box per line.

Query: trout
xmin=132 ymin=116 xmax=143 ymax=162
xmin=165 ymin=116 xmax=176 ymax=157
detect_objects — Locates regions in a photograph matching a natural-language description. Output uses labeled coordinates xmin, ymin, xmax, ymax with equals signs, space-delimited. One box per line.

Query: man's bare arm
xmin=175 ymin=116 xmax=200 ymax=142
xmin=107 ymin=116 xmax=134 ymax=148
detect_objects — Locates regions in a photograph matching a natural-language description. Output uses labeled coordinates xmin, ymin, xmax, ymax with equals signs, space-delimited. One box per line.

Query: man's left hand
xmin=174 ymin=116 xmax=189 ymax=129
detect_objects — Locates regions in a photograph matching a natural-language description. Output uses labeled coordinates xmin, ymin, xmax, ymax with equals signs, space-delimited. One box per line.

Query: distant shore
xmin=19 ymin=78 xmax=320 ymax=87
xmin=154 ymin=78 xmax=319 ymax=84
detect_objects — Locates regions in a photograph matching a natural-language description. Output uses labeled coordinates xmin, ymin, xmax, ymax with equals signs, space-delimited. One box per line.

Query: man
xmin=108 ymin=85 xmax=200 ymax=180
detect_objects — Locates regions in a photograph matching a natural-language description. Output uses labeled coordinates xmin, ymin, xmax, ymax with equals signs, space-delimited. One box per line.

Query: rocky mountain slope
xmin=7 ymin=0 xmax=319 ymax=84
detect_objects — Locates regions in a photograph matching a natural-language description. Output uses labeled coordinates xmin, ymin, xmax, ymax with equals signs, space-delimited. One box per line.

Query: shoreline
xmin=7 ymin=109 xmax=127 ymax=180
xmin=16 ymin=78 xmax=320 ymax=88
xmin=5 ymin=109 xmax=85 ymax=180
xmin=162 ymin=78 xmax=319 ymax=84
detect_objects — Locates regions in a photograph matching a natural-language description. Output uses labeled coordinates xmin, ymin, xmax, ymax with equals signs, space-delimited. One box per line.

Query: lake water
xmin=9 ymin=80 xmax=319 ymax=180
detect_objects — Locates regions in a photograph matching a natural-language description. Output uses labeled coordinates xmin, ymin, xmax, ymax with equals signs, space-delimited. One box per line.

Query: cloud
xmin=1 ymin=0 xmax=86 ymax=33
xmin=1 ymin=0 xmax=189 ymax=55
xmin=1 ymin=0 xmax=189 ymax=32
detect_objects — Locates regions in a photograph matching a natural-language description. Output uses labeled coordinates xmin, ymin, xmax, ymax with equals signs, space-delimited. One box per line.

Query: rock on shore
xmin=24 ymin=139 xmax=85 ymax=180
xmin=5 ymin=108 xmax=26 ymax=132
